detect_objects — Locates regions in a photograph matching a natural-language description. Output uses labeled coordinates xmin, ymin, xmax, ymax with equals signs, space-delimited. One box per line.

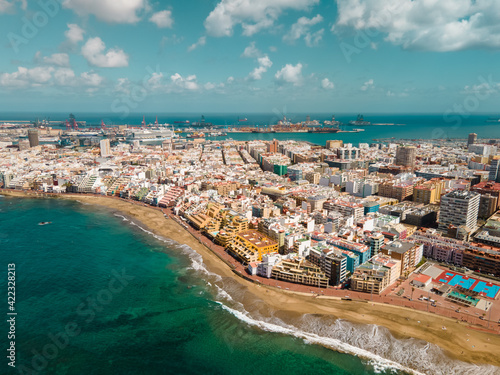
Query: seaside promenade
xmin=2 ymin=188 xmax=499 ymax=335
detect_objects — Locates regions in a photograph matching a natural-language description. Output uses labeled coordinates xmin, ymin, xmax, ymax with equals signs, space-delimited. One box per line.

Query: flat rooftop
xmin=238 ymin=230 xmax=277 ymax=248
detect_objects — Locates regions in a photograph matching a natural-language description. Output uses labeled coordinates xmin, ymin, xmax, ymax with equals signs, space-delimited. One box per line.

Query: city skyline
xmin=1 ymin=0 xmax=500 ymax=113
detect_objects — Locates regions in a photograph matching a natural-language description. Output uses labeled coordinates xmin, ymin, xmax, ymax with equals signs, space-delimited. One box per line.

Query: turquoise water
xmin=0 ymin=197 xmax=498 ymax=375
xmin=3 ymin=113 xmax=500 ymax=145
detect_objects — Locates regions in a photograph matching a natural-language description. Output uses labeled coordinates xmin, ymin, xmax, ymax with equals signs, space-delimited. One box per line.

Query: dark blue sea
xmin=1 ymin=197 xmax=499 ymax=374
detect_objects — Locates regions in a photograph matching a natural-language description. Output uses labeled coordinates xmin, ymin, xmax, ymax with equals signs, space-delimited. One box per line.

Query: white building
xmin=439 ymin=190 xmax=480 ymax=231
xmin=100 ymin=139 xmax=111 ymax=157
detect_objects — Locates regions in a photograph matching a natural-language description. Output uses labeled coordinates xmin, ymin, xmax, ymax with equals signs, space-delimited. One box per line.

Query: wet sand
xmin=3 ymin=190 xmax=500 ymax=368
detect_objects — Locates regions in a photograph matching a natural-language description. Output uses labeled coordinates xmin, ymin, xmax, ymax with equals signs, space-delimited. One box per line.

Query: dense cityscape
xmin=5 ymin=0 xmax=500 ymax=373
xmin=2 ymin=121 xmax=499 ymax=333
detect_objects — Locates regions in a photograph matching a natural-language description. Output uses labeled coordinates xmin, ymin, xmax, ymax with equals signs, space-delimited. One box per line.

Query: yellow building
xmin=326 ymin=140 xmax=343 ymax=149
xmin=187 ymin=213 xmax=211 ymax=230
xmin=305 ymin=172 xmax=321 ymax=185
xmin=206 ymin=203 xmax=225 ymax=218
xmin=414 ymin=179 xmax=447 ymax=204
xmin=214 ymin=215 xmax=249 ymax=246
xmin=413 ymin=183 xmax=438 ymax=204
xmin=228 ymin=230 xmax=278 ymax=263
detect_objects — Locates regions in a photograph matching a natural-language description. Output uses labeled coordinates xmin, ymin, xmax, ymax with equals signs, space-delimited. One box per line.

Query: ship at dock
xmin=125 ymin=127 xmax=175 ymax=143
xmin=186 ymin=132 xmax=205 ymax=139
xmin=348 ymin=114 xmax=372 ymax=126
xmin=192 ymin=115 xmax=213 ymax=127
xmin=323 ymin=115 xmax=341 ymax=127
xmin=308 ymin=126 xmax=340 ymax=133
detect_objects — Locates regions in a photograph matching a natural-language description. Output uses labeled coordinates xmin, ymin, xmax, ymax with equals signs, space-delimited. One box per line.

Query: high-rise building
xmin=468 ymin=133 xmax=477 ymax=147
xmin=267 ymin=139 xmax=278 ymax=153
xmin=439 ymin=190 xmax=480 ymax=231
xmin=395 ymin=145 xmax=417 ymax=168
xmin=478 ymin=194 xmax=498 ymax=219
xmin=100 ymin=139 xmax=111 ymax=157
xmin=28 ymin=129 xmax=39 ymax=148
xmin=287 ymin=166 xmax=303 ymax=181
xmin=414 ymin=182 xmax=439 ymax=204
xmin=368 ymin=232 xmax=385 ymax=258
xmin=488 ymin=156 xmax=500 ymax=182
xmin=471 ymin=181 xmax=500 ymax=214
xmin=380 ymin=241 xmax=422 ymax=276
xmin=308 ymin=246 xmax=347 ymax=286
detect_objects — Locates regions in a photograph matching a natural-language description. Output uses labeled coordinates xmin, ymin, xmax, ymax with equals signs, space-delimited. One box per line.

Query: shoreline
xmin=2 ymin=190 xmax=500 ymax=369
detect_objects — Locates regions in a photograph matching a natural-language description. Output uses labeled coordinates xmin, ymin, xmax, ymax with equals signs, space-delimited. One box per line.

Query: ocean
xmin=2 ymin=112 xmax=500 ymax=145
xmin=1 ymin=197 xmax=499 ymax=375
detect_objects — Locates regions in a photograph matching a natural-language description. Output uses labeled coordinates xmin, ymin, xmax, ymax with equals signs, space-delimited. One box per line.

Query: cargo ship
xmin=192 ymin=115 xmax=213 ymax=127
xmin=125 ymin=127 xmax=175 ymax=143
xmin=348 ymin=114 xmax=371 ymax=126
xmin=308 ymin=127 xmax=340 ymax=133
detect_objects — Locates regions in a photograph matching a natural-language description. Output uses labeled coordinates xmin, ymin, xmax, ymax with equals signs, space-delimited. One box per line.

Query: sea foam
xmin=217 ymin=302 xmax=421 ymax=375
xmin=118 ymin=216 xmax=500 ymax=375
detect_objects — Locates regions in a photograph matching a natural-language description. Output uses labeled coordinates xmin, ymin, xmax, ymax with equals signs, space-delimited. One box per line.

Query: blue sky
xmin=1 ymin=0 xmax=500 ymax=114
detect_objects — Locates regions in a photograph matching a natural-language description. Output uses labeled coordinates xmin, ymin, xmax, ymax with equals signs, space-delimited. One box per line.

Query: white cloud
xmin=81 ymin=37 xmax=129 ymax=68
xmin=54 ymin=68 xmax=76 ymax=86
xmin=227 ymin=76 xmax=235 ymax=83
xmin=205 ymin=82 xmax=225 ymax=91
xmin=275 ymin=63 xmax=303 ymax=86
xmin=242 ymin=41 xmax=261 ymax=58
xmin=387 ymin=89 xmax=410 ymax=97
xmin=0 ymin=0 xmax=13 ymax=13
xmin=62 ymin=0 xmax=147 ymax=24
xmin=204 ymin=82 xmax=216 ymax=90
xmin=321 ymin=78 xmax=334 ymax=89
xmin=65 ymin=24 xmax=85 ymax=44
xmin=147 ymin=72 xmax=164 ymax=90
xmin=284 ymin=14 xmax=324 ymax=46
xmin=304 ymin=29 xmax=324 ymax=47
xmin=463 ymin=82 xmax=500 ymax=95
xmin=188 ymin=36 xmax=207 ymax=52
xmin=36 ymin=52 xmax=70 ymax=67
xmin=80 ymin=71 xmax=104 ymax=86
xmin=360 ymin=79 xmax=374 ymax=91
xmin=335 ymin=0 xmax=500 ymax=52
xmin=149 ymin=10 xmax=173 ymax=28
xmin=114 ymin=78 xmax=131 ymax=94
xmin=248 ymin=55 xmax=273 ymax=80
xmin=0 ymin=66 xmax=104 ymax=89
xmin=0 ymin=67 xmax=54 ymax=87
xmin=204 ymin=0 xmax=320 ymax=37
xmin=171 ymin=73 xmax=199 ymax=90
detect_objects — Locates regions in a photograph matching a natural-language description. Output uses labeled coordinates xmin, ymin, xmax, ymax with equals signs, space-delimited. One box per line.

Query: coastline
xmin=3 ymin=190 xmax=500 ymax=369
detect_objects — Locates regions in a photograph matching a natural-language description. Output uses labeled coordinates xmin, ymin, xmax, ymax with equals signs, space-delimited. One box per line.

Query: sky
xmin=1 ymin=0 xmax=500 ymax=115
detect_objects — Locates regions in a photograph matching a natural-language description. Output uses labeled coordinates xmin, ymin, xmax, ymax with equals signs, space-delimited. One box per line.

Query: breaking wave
xmin=119 ymin=216 xmax=500 ymax=375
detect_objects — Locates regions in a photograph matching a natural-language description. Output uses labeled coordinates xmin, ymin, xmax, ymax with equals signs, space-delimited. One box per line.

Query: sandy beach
xmin=3 ymin=190 xmax=500 ymax=368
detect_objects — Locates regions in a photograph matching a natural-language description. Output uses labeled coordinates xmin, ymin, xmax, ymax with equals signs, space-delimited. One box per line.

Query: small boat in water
xmin=38 ymin=221 xmax=52 ymax=226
